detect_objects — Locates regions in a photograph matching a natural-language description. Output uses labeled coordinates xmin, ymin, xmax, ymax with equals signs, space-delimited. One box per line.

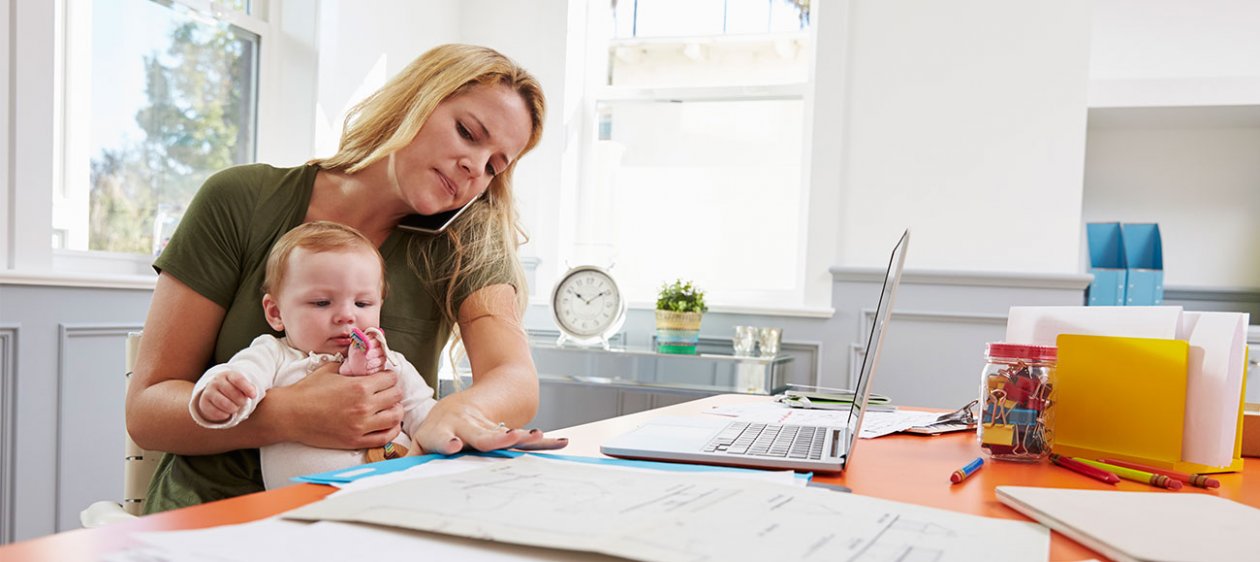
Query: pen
xmin=950 ymin=457 xmax=984 ymax=484
xmin=1073 ymin=458 xmax=1183 ymax=490
xmin=1098 ymin=458 xmax=1220 ymax=489
xmin=1050 ymin=454 xmax=1119 ymax=484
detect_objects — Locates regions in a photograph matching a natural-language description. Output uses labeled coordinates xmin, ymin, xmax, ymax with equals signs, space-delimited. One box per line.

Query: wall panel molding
xmin=0 ymin=325 xmax=18 ymax=544
xmin=54 ymin=324 xmax=142 ymax=532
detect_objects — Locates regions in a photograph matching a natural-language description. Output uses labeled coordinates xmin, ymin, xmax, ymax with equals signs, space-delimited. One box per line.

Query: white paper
xmin=287 ymin=456 xmax=1050 ymax=562
xmin=1180 ymin=311 xmax=1249 ymax=466
xmin=997 ymin=486 xmax=1260 ymax=562
xmin=131 ymin=517 xmax=603 ymax=562
xmin=1004 ymin=306 xmax=1182 ymax=346
xmin=703 ymin=402 xmax=936 ymax=438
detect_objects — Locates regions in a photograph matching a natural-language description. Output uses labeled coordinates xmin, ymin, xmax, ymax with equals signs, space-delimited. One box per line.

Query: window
xmin=59 ymin=0 xmax=261 ymax=257
xmin=581 ymin=0 xmax=812 ymax=308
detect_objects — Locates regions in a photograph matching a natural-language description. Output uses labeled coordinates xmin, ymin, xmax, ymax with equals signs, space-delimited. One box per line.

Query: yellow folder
xmin=1052 ymin=334 xmax=1244 ymax=474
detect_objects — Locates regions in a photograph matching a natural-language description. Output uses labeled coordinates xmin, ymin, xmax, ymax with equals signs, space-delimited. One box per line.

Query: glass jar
xmin=978 ymin=343 xmax=1056 ymax=462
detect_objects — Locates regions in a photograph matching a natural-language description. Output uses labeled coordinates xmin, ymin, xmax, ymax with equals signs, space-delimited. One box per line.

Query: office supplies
xmin=600 ymin=229 xmax=909 ymax=472
xmin=1049 ymin=454 xmax=1118 ymax=484
xmin=1179 ymin=311 xmax=1249 ymax=466
xmin=1098 ymin=457 xmax=1220 ymax=488
xmin=287 ymin=455 xmax=1051 ymax=562
xmin=777 ymin=385 xmax=893 ymax=408
xmin=1052 ymin=332 xmax=1245 ymax=474
xmin=979 ymin=343 xmax=1055 ymax=461
xmin=950 ymin=457 xmax=983 ymax=483
xmin=903 ymin=399 xmax=977 ymax=435
xmin=997 ymin=485 xmax=1260 ymax=562
xmin=1073 ymin=458 xmax=1181 ymax=490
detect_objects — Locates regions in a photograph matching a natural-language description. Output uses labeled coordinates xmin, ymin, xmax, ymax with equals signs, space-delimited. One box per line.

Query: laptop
xmin=600 ymin=229 xmax=910 ymax=473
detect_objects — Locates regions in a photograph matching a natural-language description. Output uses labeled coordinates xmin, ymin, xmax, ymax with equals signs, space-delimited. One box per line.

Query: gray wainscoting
xmin=55 ymin=324 xmax=142 ymax=532
xmin=0 ymin=283 xmax=151 ymax=542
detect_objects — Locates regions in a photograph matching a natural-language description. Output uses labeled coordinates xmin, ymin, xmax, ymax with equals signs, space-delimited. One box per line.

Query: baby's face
xmin=264 ymin=247 xmax=384 ymax=355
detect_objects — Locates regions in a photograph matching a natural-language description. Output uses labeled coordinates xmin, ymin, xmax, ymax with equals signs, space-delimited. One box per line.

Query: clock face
xmin=552 ymin=267 xmax=624 ymax=339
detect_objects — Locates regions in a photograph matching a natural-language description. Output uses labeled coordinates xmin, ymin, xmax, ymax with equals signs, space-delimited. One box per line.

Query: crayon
xmin=1073 ymin=458 xmax=1183 ymax=490
xmin=950 ymin=457 xmax=984 ymax=484
xmin=1098 ymin=458 xmax=1221 ymax=489
xmin=1050 ymin=454 xmax=1119 ymax=484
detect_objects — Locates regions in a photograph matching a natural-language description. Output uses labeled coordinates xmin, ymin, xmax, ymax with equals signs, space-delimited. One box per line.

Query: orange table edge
xmin=5 ymin=394 xmax=1258 ymax=561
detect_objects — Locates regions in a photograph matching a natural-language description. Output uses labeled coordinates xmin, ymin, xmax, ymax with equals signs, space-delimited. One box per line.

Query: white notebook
xmin=996 ymin=486 xmax=1260 ymax=562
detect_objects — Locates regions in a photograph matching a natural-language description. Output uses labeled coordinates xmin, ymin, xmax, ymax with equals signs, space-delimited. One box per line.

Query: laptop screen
xmin=842 ymin=229 xmax=910 ymax=469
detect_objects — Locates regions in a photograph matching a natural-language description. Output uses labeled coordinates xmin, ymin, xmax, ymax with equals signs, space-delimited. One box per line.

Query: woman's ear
xmin=262 ymin=293 xmax=285 ymax=331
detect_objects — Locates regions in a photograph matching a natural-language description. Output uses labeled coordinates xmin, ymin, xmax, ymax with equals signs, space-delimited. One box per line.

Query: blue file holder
xmin=1086 ymin=222 xmax=1127 ymax=306
xmin=1120 ymin=223 xmax=1164 ymax=306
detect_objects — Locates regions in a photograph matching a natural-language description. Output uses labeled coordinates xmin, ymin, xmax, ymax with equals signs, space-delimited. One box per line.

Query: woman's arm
xmin=126 ymin=273 xmax=406 ymax=454
xmin=411 ymin=283 xmax=564 ymax=454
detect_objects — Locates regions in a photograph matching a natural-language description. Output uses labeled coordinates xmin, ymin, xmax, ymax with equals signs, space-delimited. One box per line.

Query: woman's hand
xmin=411 ymin=391 xmax=568 ymax=455
xmin=266 ymin=361 xmax=405 ymax=449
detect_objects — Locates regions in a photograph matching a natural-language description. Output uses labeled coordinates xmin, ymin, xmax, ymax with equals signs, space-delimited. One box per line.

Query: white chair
xmin=80 ymin=331 xmax=160 ymax=527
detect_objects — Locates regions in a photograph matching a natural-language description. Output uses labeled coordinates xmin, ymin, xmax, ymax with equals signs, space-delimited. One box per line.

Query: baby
xmin=189 ymin=221 xmax=435 ymax=488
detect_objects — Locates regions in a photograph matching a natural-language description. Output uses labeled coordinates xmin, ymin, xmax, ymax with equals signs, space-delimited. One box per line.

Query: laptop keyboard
xmin=702 ymin=422 xmax=827 ymax=460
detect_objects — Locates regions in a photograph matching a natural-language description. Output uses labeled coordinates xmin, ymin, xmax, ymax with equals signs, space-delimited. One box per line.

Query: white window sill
xmin=0 ymin=269 xmax=157 ymax=290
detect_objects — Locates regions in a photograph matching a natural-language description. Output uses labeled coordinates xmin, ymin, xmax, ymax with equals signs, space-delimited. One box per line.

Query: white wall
xmin=1092 ymin=0 xmax=1260 ymax=81
xmin=1084 ymin=115 xmax=1260 ymax=288
xmin=312 ymin=0 xmax=461 ymax=159
xmin=456 ymin=0 xmax=577 ymax=299
xmin=835 ymin=0 xmax=1093 ymax=274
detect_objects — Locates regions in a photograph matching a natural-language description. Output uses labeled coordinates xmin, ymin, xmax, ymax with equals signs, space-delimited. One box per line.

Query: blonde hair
xmin=263 ymin=221 xmax=387 ymax=298
xmin=309 ymin=44 xmax=545 ymax=374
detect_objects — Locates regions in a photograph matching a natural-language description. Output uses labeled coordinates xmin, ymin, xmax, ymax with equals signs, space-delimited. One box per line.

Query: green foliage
xmin=656 ymin=279 xmax=708 ymax=314
xmin=89 ymin=20 xmax=251 ymax=254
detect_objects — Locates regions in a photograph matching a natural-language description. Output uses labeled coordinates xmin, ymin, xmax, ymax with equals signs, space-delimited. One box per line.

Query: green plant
xmin=655 ymin=279 xmax=708 ymax=313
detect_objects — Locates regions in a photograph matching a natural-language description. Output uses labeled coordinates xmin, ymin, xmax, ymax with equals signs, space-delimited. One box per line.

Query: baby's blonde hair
xmin=263 ymin=221 xmax=388 ymax=298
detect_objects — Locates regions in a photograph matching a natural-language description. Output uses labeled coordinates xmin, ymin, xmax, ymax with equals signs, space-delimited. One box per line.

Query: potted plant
xmin=654 ymin=279 xmax=708 ymax=354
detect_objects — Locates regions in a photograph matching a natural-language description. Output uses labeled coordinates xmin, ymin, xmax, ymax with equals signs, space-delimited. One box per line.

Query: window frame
xmin=564 ymin=4 xmax=820 ymax=311
xmin=3 ymin=0 xmax=279 ymax=282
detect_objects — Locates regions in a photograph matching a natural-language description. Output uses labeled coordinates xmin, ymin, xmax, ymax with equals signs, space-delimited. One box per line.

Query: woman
xmin=126 ymin=44 xmax=563 ymax=513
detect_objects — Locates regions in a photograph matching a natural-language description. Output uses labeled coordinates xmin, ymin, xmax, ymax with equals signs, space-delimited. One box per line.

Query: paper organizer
xmin=1051 ymin=334 xmax=1246 ymax=474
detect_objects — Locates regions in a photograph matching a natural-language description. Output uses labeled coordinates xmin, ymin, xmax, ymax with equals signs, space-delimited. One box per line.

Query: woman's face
xmin=392 ymin=84 xmax=533 ymax=217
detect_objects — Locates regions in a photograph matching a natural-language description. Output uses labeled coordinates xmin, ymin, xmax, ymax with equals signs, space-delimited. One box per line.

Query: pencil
xmin=1049 ymin=454 xmax=1119 ymax=484
xmin=1098 ymin=458 xmax=1221 ymax=489
xmin=950 ymin=457 xmax=984 ymax=484
xmin=1074 ymin=458 xmax=1183 ymax=490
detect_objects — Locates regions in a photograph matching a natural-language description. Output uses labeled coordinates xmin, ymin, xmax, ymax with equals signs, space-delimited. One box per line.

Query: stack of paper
xmin=120 ymin=455 xmax=1052 ymax=562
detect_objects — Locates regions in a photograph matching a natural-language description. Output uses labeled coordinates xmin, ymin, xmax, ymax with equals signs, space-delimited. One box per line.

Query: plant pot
xmin=655 ymin=310 xmax=702 ymax=354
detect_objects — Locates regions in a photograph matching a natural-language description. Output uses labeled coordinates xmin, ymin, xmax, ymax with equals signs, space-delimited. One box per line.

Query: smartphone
xmin=396 ymin=195 xmax=480 ymax=235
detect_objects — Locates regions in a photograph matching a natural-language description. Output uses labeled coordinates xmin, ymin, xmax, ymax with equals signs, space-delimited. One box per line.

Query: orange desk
xmin=4 ymin=394 xmax=1258 ymax=561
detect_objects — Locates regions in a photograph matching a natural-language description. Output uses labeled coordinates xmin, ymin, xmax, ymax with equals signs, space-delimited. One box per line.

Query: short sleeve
xmin=153 ymin=167 xmax=258 ymax=309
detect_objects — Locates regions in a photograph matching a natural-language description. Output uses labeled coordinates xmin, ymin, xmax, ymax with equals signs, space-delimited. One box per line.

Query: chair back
xmin=122 ymin=331 xmax=160 ymax=516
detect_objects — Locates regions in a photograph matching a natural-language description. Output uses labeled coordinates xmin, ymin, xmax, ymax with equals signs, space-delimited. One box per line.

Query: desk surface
xmin=4 ymin=394 xmax=1258 ymax=561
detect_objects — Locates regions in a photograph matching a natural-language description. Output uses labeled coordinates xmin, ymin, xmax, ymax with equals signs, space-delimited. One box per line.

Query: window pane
xmin=594 ymin=99 xmax=804 ymax=304
xmin=612 ymin=0 xmax=809 ymax=38
xmin=60 ymin=0 xmax=258 ymax=255
xmin=609 ymin=35 xmax=808 ymax=88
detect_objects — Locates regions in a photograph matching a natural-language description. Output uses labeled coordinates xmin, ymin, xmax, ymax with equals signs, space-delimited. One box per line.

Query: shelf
xmin=529 ymin=341 xmax=794 ymax=396
xmin=1088 ymin=76 xmax=1260 ymax=110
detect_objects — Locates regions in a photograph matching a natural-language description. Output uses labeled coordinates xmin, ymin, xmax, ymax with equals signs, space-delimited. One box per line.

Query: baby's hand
xmin=197 ymin=371 xmax=257 ymax=423
xmin=340 ymin=328 xmax=388 ymax=376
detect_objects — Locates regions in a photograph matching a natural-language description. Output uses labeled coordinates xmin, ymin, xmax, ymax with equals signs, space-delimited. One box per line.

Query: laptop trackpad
xmin=603 ymin=418 xmax=722 ymax=453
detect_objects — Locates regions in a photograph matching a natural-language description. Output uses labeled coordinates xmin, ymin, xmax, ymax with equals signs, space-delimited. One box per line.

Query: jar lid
xmin=986 ymin=342 xmax=1057 ymax=361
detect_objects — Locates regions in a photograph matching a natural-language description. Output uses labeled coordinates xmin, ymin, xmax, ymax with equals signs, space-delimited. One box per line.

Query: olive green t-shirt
xmin=144 ymin=163 xmax=513 ymax=513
